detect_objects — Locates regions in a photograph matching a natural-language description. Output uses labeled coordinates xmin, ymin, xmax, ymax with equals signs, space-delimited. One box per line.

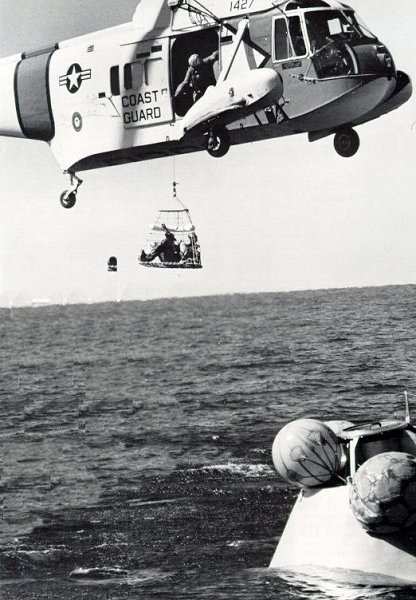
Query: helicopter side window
xmin=110 ymin=66 xmax=120 ymax=96
xmin=130 ymin=62 xmax=144 ymax=89
xmin=124 ymin=64 xmax=132 ymax=90
xmin=122 ymin=61 xmax=145 ymax=91
xmin=289 ymin=16 xmax=306 ymax=56
xmin=273 ymin=16 xmax=306 ymax=62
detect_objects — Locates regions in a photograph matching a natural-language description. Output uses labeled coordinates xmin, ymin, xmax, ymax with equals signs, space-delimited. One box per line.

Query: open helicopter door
xmin=175 ymin=6 xmax=283 ymax=155
xmin=171 ymin=27 xmax=220 ymax=118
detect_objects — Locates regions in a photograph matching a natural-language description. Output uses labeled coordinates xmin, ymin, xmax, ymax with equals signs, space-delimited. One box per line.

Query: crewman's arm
xmin=174 ymin=67 xmax=192 ymax=97
xmin=203 ymin=50 xmax=219 ymax=65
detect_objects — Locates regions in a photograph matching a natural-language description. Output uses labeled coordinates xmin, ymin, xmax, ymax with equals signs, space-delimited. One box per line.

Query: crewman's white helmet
xmin=189 ymin=54 xmax=202 ymax=68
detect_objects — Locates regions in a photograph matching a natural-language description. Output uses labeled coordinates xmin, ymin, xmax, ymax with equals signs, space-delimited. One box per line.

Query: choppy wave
xmin=2 ymin=287 xmax=416 ymax=599
xmin=69 ymin=566 xmax=173 ymax=586
xmin=69 ymin=566 xmax=128 ymax=580
xmin=276 ymin=567 xmax=408 ymax=599
xmin=182 ymin=462 xmax=275 ymax=478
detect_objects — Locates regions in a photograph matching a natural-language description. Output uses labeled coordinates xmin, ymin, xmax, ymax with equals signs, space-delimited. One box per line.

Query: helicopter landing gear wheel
xmin=334 ymin=127 xmax=360 ymax=158
xmin=205 ymin=126 xmax=230 ymax=158
xmin=60 ymin=171 xmax=83 ymax=209
xmin=60 ymin=190 xmax=77 ymax=209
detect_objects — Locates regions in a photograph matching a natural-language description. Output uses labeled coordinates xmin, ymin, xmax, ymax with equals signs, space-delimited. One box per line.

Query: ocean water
xmin=1 ymin=285 xmax=416 ymax=600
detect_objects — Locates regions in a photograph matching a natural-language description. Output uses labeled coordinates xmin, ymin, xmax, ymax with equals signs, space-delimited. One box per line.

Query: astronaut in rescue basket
xmin=180 ymin=233 xmax=200 ymax=264
xmin=140 ymin=224 xmax=180 ymax=264
xmin=175 ymin=50 xmax=219 ymax=104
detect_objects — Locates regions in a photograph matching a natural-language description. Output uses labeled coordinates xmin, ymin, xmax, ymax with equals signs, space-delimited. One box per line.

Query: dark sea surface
xmin=1 ymin=286 xmax=416 ymax=600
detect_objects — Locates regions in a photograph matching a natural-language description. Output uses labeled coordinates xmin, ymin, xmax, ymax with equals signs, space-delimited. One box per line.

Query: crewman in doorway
xmin=175 ymin=50 xmax=219 ymax=104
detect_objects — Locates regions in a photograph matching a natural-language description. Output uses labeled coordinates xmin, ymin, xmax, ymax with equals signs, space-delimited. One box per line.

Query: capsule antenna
xmin=404 ymin=391 xmax=411 ymax=424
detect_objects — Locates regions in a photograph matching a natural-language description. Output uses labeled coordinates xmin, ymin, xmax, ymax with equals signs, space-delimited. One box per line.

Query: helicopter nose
xmin=354 ymin=44 xmax=396 ymax=78
xmin=381 ymin=51 xmax=393 ymax=71
xmin=0 ymin=55 xmax=25 ymax=138
xmin=370 ymin=44 xmax=396 ymax=78
xmin=377 ymin=48 xmax=395 ymax=76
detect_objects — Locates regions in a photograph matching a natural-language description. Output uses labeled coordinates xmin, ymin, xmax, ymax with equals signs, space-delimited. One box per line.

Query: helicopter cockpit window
xmin=305 ymin=10 xmax=353 ymax=50
xmin=305 ymin=10 xmax=376 ymax=47
xmin=273 ymin=16 xmax=306 ymax=61
xmin=305 ymin=10 xmax=357 ymax=78
xmin=345 ymin=11 xmax=377 ymax=41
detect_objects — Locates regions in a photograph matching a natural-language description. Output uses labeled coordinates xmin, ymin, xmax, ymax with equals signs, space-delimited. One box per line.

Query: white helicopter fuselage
xmin=0 ymin=0 xmax=411 ymax=179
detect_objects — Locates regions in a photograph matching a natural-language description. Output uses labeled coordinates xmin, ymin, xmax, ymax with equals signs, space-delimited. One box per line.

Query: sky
xmin=0 ymin=0 xmax=415 ymax=306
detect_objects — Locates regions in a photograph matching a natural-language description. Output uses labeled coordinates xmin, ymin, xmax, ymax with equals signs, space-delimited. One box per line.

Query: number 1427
xmin=230 ymin=0 xmax=255 ymax=12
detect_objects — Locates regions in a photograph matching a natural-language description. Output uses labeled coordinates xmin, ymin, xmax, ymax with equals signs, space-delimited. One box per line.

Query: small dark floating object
xmin=108 ymin=256 xmax=117 ymax=272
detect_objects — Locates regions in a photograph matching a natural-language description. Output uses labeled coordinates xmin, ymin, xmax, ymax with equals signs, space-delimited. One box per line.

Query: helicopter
xmin=0 ymin=0 xmax=411 ymax=208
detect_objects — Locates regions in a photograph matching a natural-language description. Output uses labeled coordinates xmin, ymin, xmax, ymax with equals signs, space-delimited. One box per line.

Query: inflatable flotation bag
xmin=272 ymin=419 xmax=342 ymax=488
xmin=350 ymin=451 xmax=416 ymax=534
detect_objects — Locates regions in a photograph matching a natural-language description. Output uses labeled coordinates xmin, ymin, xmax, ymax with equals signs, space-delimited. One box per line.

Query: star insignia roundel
xmin=59 ymin=63 xmax=91 ymax=94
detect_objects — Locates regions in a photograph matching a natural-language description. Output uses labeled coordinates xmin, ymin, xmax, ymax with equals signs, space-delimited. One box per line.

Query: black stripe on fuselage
xmin=13 ymin=59 xmax=25 ymax=136
xmin=45 ymin=49 xmax=56 ymax=140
